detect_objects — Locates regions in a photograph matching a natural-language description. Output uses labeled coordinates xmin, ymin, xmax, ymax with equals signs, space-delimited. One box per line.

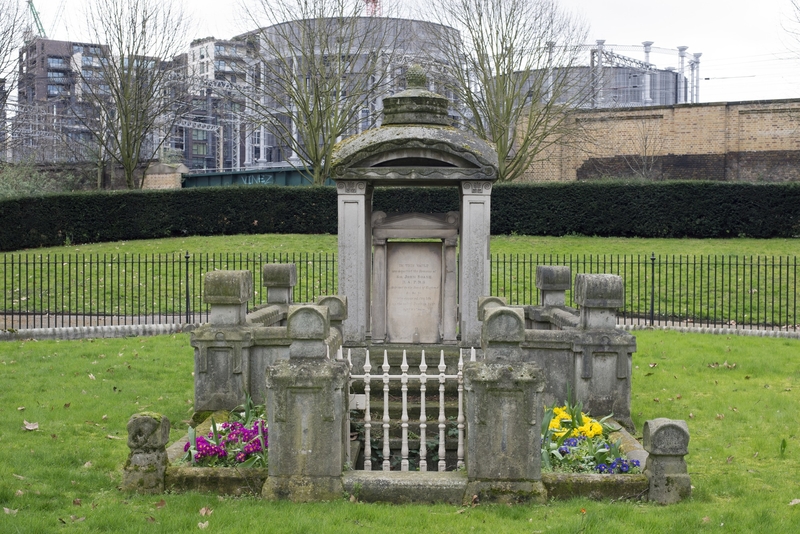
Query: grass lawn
xmin=17 ymin=234 xmax=799 ymax=257
xmin=0 ymin=329 xmax=798 ymax=532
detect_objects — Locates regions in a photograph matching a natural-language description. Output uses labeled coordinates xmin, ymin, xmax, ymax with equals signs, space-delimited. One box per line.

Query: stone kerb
xmin=574 ymin=274 xmax=624 ymax=330
xmin=204 ymin=270 xmax=253 ymax=325
xmin=643 ymin=418 xmax=692 ymax=504
xmin=121 ymin=413 xmax=171 ymax=493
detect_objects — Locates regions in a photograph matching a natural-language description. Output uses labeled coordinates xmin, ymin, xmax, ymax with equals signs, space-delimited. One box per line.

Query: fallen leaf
xmin=146 ymin=517 xmax=156 ymax=523
xmin=199 ymin=507 xmax=213 ymax=517
xmin=349 ymin=494 xmax=357 ymax=503
xmin=644 ymin=372 xmax=654 ymax=377
xmin=701 ymin=516 xmax=710 ymax=523
xmin=88 ymin=374 xmax=95 ymax=380
xmin=455 ymin=508 xmax=466 ymax=514
xmin=70 ymin=515 xmax=86 ymax=522
xmin=15 ymin=490 xmax=23 ymax=497
xmin=102 ymin=415 xmax=108 ymax=421
xmin=51 ymin=434 xmax=57 ymax=439
xmin=17 ymin=406 xmax=24 ymax=411
xmin=4 ymin=508 xmax=18 ymax=515
xmin=64 ymin=403 xmax=70 ymax=409
xmin=753 ymin=452 xmax=759 ymax=458
xmin=730 ymin=407 xmax=738 ymax=412
xmin=689 ymin=413 xmax=695 ymax=419
xmin=649 ymin=363 xmax=658 ymax=368
xmin=13 ymin=474 xmax=24 ymax=480
xmin=726 ymin=456 xmax=734 ymax=463
xmin=73 ymin=499 xmax=81 ymax=506
xmin=58 ymin=518 xmax=66 ymax=524
xmin=745 ymin=375 xmax=751 ymax=380
xmin=789 ymin=499 xmax=800 ymax=506
xmin=198 ymin=521 xmax=209 ymax=529
xmin=106 ymin=435 xmax=122 ymax=440
xmin=83 ymin=461 xmax=92 ymax=468
xmin=653 ymin=398 xmax=660 ymax=403
xmin=471 ymin=494 xmax=479 ymax=506
xmin=154 ymin=499 xmax=166 ymax=509
xmin=716 ymin=414 xmax=725 ymax=420
xmin=23 ymin=420 xmax=39 ymax=431
xmin=676 ymin=394 xmax=682 ymax=400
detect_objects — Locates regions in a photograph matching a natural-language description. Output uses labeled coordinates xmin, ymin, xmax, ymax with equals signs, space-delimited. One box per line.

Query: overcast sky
xmin=34 ymin=0 xmax=800 ymax=103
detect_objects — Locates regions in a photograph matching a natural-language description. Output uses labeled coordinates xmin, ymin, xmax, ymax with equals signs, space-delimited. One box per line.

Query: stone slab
xmin=386 ymin=242 xmax=442 ymax=343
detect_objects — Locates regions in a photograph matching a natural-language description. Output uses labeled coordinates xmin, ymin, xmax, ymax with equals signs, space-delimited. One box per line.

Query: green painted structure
xmin=181 ymin=167 xmax=333 ymax=188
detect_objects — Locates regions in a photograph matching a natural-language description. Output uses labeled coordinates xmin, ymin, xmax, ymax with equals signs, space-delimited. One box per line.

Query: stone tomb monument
xmin=331 ymin=66 xmax=498 ymax=347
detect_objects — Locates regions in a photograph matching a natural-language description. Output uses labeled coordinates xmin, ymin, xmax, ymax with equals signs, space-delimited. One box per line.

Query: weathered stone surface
xmin=287 ymin=305 xmax=330 ymax=340
xmin=574 ymin=274 xmax=624 ymax=309
xmin=204 ymin=270 xmax=253 ymax=305
xmin=643 ymin=418 xmax=690 ymax=456
xmin=166 ymin=466 xmax=267 ymax=496
xmin=536 ymin=266 xmax=571 ymax=306
xmin=342 ymin=471 xmax=467 ymax=504
xmin=265 ymin=357 xmax=348 ymax=501
xmin=643 ymin=418 xmax=691 ymax=504
xmin=190 ymin=326 xmax=253 ymax=411
xmin=464 ymin=480 xmax=547 ymax=504
xmin=386 ymin=242 xmax=442 ymax=343
xmin=262 ymin=263 xmax=297 ymax=304
xmin=464 ymin=361 xmax=544 ymax=482
xmin=477 ymin=296 xmax=507 ymax=321
xmin=121 ymin=413 xmax=170 ymax=493
xmin=541 ymin=473 xmax=648 ymax=501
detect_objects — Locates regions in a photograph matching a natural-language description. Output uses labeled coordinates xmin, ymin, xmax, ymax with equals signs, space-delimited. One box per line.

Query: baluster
xmin=400 ymin=350 xmax=409 ymax=471
xmin=457 ymin=350 xmax=465 ymax=469
xmin=382 ymin=350 xmax=391 ymax=471
xmin=438 ymin=350 xmax=447 ymax=471
xmin=419 ymin=350 xmax=428 ymax=472
xmin=362 ymin=350 xmax=373 ymax=471
xmin=470 ymin=346 xmax=476 ymax=362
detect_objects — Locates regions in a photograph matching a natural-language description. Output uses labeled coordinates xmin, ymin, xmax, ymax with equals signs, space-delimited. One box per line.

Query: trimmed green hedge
xmin=1 ymin=182 xmax=798 ymax=251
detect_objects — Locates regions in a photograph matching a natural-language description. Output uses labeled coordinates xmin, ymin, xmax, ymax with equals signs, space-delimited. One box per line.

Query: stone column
xmin=121 ymin=413 xmax=170 ymax=493
xmin=337 ymin=180 xmax=373 ymax=344
xmin=643 ymin=418 xmax=691 ymax=504
xmin=464 ymin=306 xmax=546 ymax=503
xmin=262 ymin=305 xmax=348 ymax=502
xmin=459 ymin=181 xmax=492 ymax=347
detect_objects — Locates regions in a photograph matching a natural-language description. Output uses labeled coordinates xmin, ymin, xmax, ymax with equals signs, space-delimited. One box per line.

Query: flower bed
xmin=542 ymin=402 xmax=642 ymax=475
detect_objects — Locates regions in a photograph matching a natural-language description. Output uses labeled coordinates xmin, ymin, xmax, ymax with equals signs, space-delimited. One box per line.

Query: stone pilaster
xmin=336 ymin=180 xmax=373 ymax=344
xmin=460 ymin=181 xmax=492 ymax=347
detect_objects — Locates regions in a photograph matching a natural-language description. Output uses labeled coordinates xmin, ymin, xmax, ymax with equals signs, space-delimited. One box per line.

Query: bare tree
xmin=427 ymin=0 xmax=588 ymax=182
xmin=77 ymin=0 xmax=188 ymax=189
xmin=0 ymin=0 xmax=28 ymax=161
xmin=242 ymin=0 xmax=401 ymax=185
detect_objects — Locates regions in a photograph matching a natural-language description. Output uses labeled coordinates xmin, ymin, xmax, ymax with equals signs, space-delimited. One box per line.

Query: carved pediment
xmin=372 ymin=211 xmax=459 ymax=239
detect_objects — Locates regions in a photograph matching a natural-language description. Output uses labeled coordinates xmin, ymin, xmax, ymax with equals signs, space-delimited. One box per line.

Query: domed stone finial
xmin=406 ymin=64 xmax=427 ymax=89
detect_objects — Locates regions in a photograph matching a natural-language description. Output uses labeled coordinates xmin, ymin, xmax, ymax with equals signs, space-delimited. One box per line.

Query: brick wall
xmin=525 ymin=99 xmax=800 ymax=182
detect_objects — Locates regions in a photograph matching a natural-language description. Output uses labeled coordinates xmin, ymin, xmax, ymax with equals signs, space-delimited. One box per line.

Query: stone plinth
xmin=121 ymin=413 xmax=170 ymax=493
xmin=190 ymin=326 xmax=253 ymax=412
xmin=263 ymin=358 xmax=348 ymax=502
xmin=463 ymin=355 xmax=546 ymax=503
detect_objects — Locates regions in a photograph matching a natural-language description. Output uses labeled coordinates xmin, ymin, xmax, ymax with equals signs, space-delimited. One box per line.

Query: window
xmin=47 ymin=57 xmax=67 ymax=68
xmin=192 ymin=130 xmax=208 ymax=141
xmin=82 ymin=56 xmax=94 ymax=66
xmin=215 ymin=45 xmax=225 ymax=55
xmin=48 ymin=71 xmax=67 ymax=81
xmin=361 ymin=109 xmax=370 ymax=132
xmin=89 ymin=47 xmax=102 ymax=55
xmin=81 ymin=69 xmax=92 ymax=78
xmin=192 ymin=143 xmax=208 ymax=155
xmin=47 ymin=84 xmax=66 ymax=96
xmin=72 ymin=45 xmax=83 ymax=54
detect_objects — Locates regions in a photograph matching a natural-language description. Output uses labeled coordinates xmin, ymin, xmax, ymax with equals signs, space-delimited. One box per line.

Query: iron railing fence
xmin=1 ymin=252 xmax=797 ymax=332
